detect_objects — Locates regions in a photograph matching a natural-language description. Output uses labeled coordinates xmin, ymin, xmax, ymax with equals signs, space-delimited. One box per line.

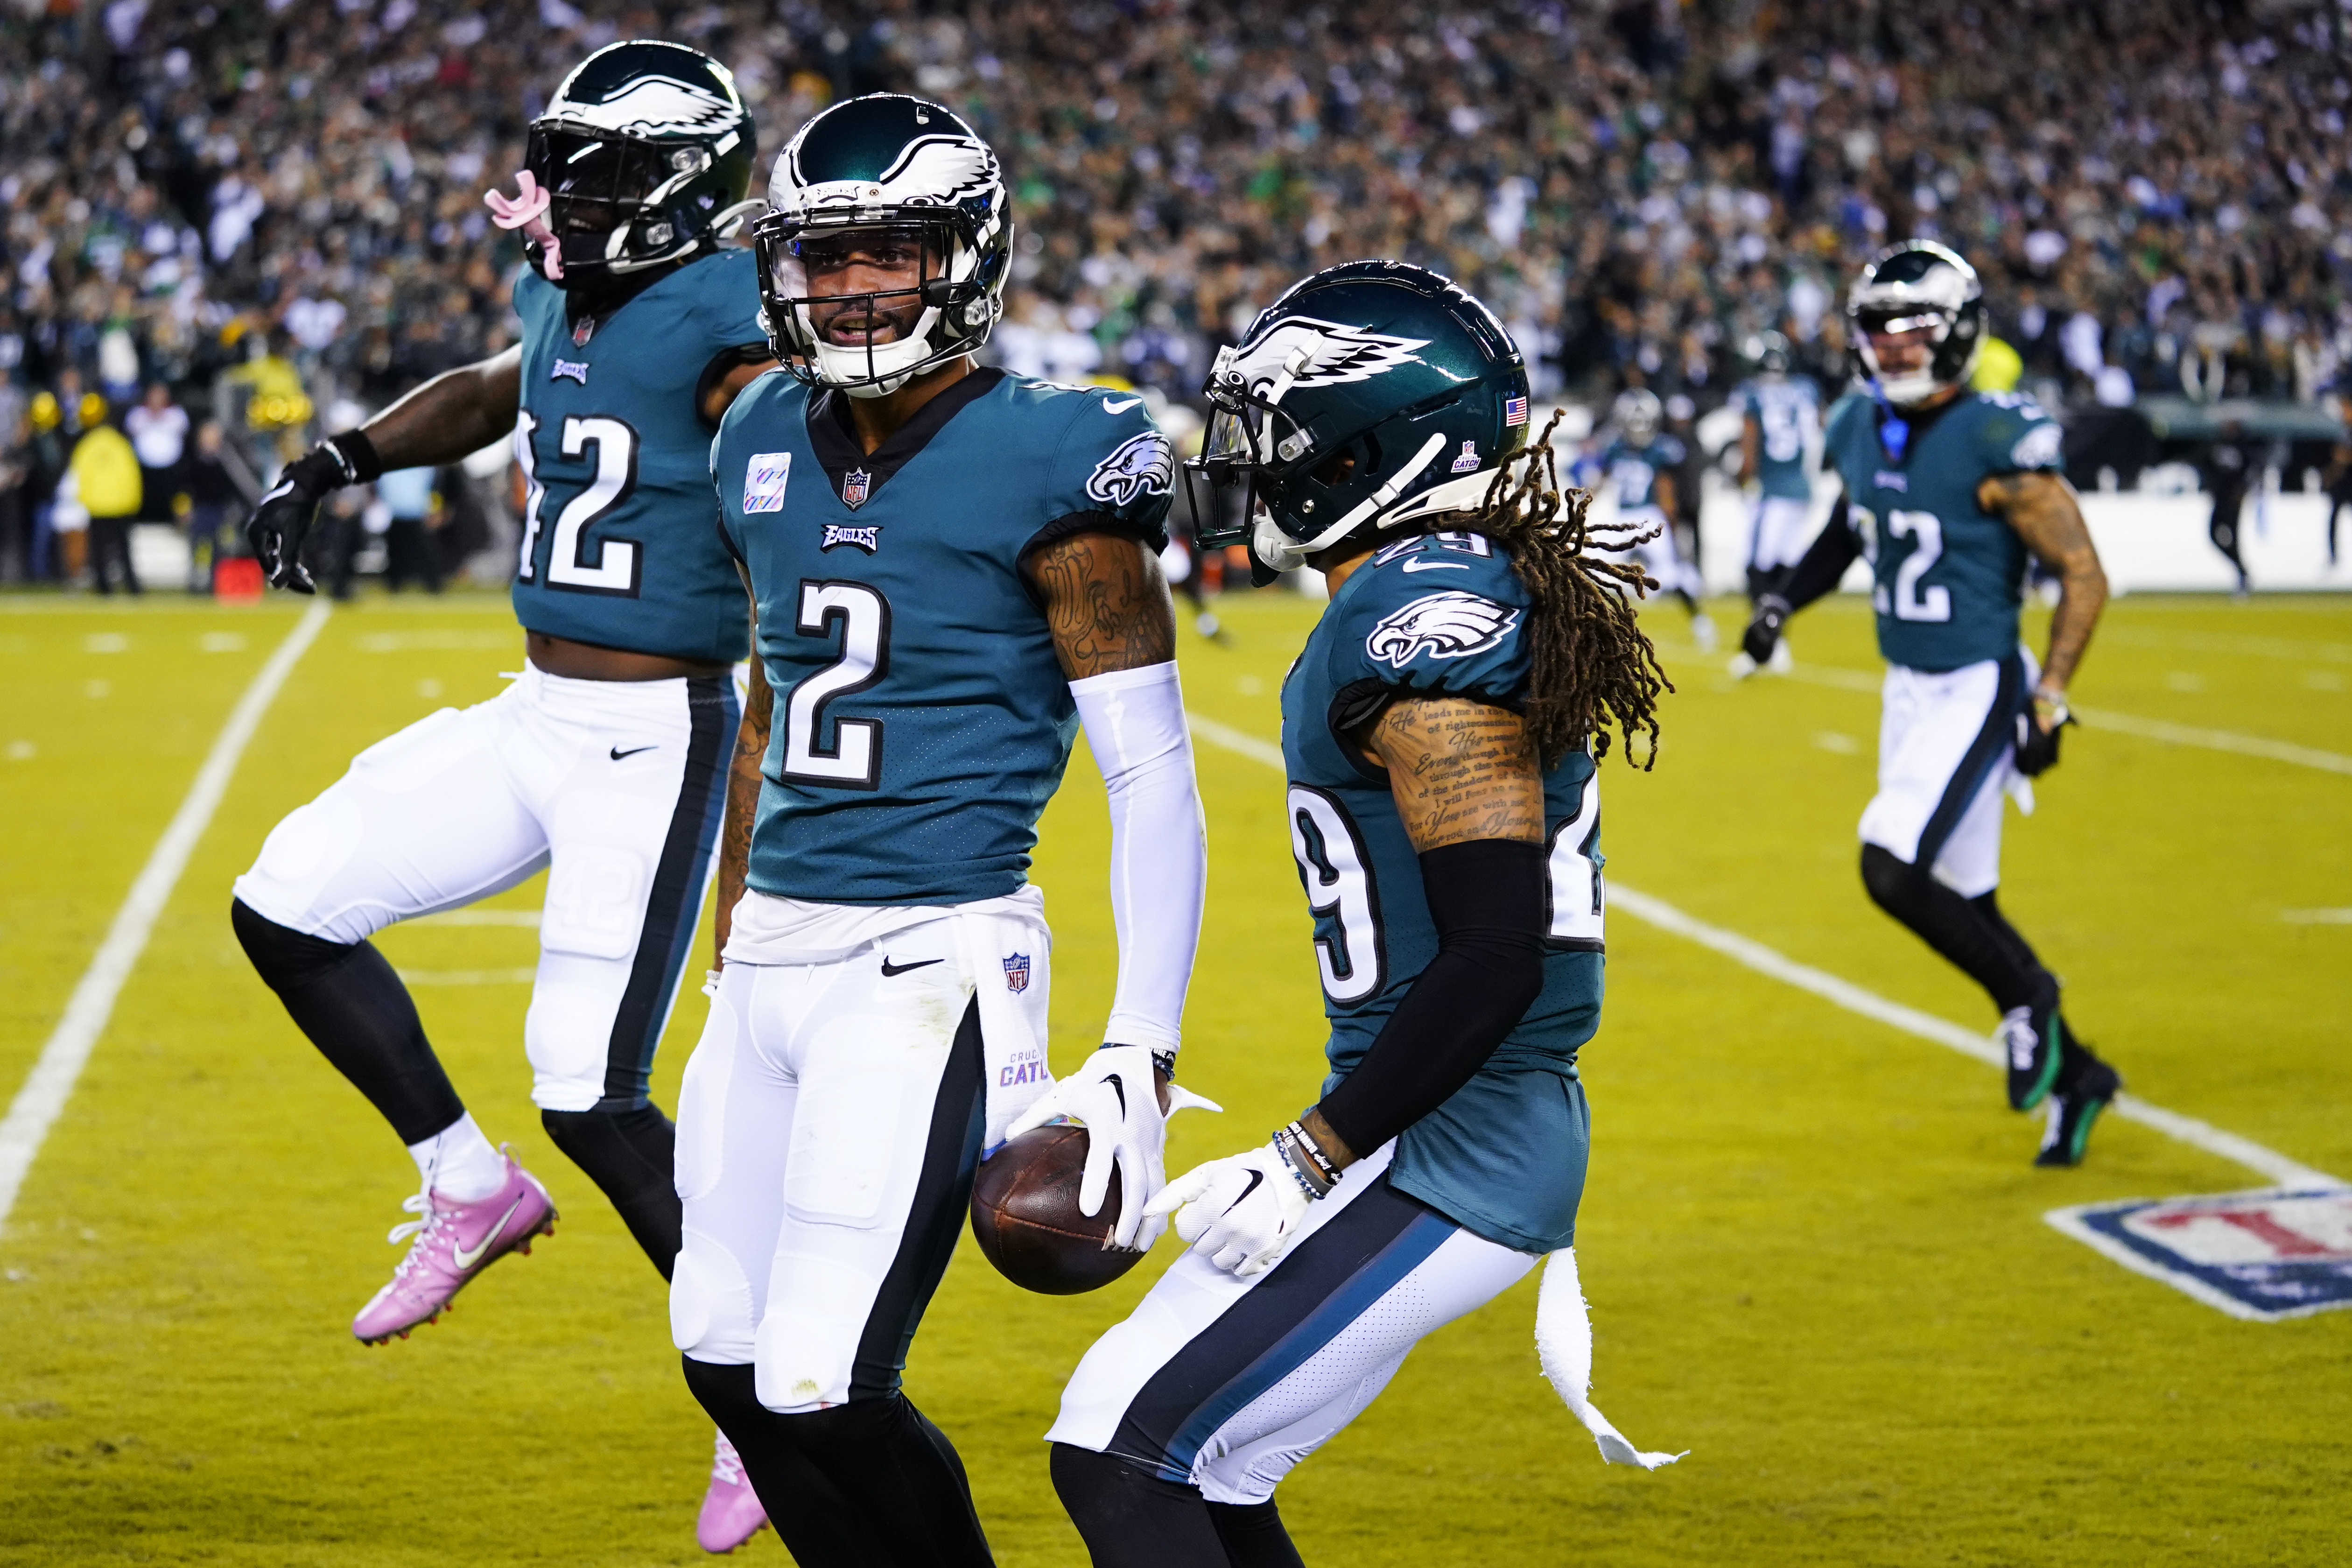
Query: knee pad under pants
xmin=670 ymin=926 xmax=987 ymax=1411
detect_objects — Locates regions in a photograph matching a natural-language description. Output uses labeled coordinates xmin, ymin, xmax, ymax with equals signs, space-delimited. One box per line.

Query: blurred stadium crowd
xmin=5 ymin=0 xmax=2352 ymax=587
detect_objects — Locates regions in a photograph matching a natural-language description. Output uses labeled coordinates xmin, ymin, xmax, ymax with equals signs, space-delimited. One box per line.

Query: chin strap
xmin=1252 ymin=430 xmax=1451 ymax=572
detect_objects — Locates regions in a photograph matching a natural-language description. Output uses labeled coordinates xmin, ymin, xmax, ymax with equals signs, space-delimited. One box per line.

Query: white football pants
xmin=1859 ymin=648 xmax=2036 ymax=898
xmin=232 ymin=662 xmax=739 ymax=1111
xmin=671 ymin=912 xmax=1021 ymax=1412
xmin=1046 ymin=1141 xmax=1536 ymax=1505
xmin=1747 ymin=494 xmax=1814 ymax=575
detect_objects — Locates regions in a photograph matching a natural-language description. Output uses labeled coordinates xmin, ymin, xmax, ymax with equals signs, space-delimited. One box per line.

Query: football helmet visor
xmin=754 ymin=93 xmax=1012 ymax=398
xmin=1848 ymin=239 xmax=1986 ymax=408
xmin=523 ymin=40 xmax=758 ymax=288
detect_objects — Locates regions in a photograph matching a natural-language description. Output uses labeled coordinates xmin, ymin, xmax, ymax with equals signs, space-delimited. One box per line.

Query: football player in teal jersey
xmin=1597 ymin=387 xmax=1717 ymax=649
xmin=1734 ymin=330 xmax=1822 ymax=662
xmin=676 ymin=95 xmax=1209 ymax=1567
xmin=1046 ymin=263 xmax=1681 ymax=1566
xmin=230 ymin=40 xmax=787 ymax=1551
xmin=1740 ymin=241 xmax=2122 ymax=1166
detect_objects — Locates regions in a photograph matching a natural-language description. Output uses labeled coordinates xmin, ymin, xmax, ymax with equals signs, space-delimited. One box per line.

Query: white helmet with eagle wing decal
xmin=753 ymin=94 xmax=1013 ymax=397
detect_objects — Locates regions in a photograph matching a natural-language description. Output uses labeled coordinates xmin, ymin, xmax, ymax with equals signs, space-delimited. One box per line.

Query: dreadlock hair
xmin=1443 ymin=412 xmax=1674 ymax=768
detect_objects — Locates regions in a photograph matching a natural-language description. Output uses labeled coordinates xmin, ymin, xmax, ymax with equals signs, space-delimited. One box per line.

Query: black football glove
xmin=247 ymin=432 xmax=379 ymax=593
xmin=2015 ymin=698 xmax=2072 ymax=776
xmin=1741 ymin=593 xmax=1792 ymax=666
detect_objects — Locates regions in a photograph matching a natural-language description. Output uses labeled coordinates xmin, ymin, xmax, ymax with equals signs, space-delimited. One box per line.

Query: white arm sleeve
xmin=1070 ymin=660 xmax=1206 ymax=1055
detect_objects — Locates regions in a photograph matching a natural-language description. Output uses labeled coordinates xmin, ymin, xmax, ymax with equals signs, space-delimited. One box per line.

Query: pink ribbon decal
xmin=484 ymin=170 xmax=563 ymax=280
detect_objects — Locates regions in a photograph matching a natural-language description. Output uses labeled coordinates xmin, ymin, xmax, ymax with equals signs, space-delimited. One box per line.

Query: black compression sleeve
xmin=1779 ymin=494 xmax=1861 ymax=612
xmin=1313 ymin=838 xmax=1546 ymax=1158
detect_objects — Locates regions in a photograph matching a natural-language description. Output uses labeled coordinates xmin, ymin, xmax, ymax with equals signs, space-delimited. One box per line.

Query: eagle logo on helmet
xmin=1365 ymin=591 xmax=1521 ymax=668
xmin=780 ymin=133 xmax=1000 ymax=212
xmin=1230 ymin=317 xmax=1432 ymax=394
xmin=560 ymin=74 xmax=741 ymax=138
xmin=1085 ymin=432 xmax=1174 ymax=508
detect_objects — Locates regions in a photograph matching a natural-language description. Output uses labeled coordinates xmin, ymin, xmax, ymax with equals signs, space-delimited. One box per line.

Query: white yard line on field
xmin=1765 ymin=661 xmax=2352 ymax=778
xmin=1186 ymin=710 xmax=2348 ymax=1195
xmin=0 ymin=601 xmax=331 ymax=1232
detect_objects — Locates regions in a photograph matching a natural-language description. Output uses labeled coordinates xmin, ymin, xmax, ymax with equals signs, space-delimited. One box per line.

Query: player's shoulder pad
xmin=1327 ymin=534 xmax=1532 ymax=704
xmin=678 ymin=246 xmax=767 ymax=338
xmin=1823 ymin=387 xmax=1870 ymax=443
xmin=1028 ymin=381 xmax=1174 ymax=541
xmin=1968 ymin=388 xmax=2063 ymax=473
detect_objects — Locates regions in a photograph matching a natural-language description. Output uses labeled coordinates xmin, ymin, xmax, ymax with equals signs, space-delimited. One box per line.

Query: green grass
xmin=1 ymin=586 xmax=2346 ymax=1565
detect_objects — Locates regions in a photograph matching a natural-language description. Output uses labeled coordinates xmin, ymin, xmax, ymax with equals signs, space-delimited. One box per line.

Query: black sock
xmin=1967 ymin=889 xmax=2050 ymax=988
xmin=1052 ymin=1442 xmax=1234 ymax=1568
xmin=231 ymin=897 xmax=463 ymax=1145
xmin=680 ymin=1359 xmax=887 ymax=1567
xmin=782 ymin=1395 xmax=993 ymax=1567
xmin=541 ymin=1105 xmax=681 ymax=1280
xmin=1209 ymin=1499 xmax=1306 ymax=1568
xmin=1860 ymin=847 xmax=2053 ymax=1015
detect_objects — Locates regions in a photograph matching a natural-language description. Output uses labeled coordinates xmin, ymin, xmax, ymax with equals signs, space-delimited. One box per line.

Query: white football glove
xmin=1004 ymin=1044 xmax=1220 ymax=1250
xmin=1144 ymin=1144 xmax=1313 ymax=1279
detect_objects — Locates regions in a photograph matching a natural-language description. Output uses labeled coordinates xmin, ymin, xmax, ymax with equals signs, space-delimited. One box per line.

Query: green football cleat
xmin=2034 ymin=1046 xmax=2121 ymax=1167
xmin=2000 ymin=986 xmax=2068 ymax=1112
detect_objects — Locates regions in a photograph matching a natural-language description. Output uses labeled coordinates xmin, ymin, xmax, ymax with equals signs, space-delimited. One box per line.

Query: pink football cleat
xmin=351 ymin=1152 xmax=556 ymax=1345
xmin=698 ymin=1431 xmax=769 ymax=1553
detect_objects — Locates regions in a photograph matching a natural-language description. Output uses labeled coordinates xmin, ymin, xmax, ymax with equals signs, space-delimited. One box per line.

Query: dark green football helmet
xmin=754 ymin=93 xmax=1013 ymax=396
xmin=1186 ymin=261 xmax=1532 ymax=575
xmin=525 ymin=40 xmax=758 ymax=288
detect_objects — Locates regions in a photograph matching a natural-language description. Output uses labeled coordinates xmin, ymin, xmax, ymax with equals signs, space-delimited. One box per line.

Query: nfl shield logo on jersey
xmin=1003 ymin=953 xmax=1031 ymax=994
xmin=842 ymin=468 xmax=872 ymax=508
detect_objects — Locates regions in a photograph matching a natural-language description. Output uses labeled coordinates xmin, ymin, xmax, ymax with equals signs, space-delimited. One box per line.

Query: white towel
xmin=1534 ymin=1248 xmax=1686 ymax=1470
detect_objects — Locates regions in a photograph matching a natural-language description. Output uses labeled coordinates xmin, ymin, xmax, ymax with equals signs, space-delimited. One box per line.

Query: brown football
xmin=969 ymin=1123 xmax=1145 ymax=1295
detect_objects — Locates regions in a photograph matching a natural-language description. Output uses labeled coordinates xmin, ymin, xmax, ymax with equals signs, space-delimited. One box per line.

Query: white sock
xmin=407 ymin=1112 xmax=507 ymax=1202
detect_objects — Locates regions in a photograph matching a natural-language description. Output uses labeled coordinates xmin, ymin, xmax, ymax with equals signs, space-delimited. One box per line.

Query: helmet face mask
xmin=757 ymin=94 xmax=1011 ymax=398
xmin=1613 ymin=387 xmax=1662 ymax=443
xmin=1182 ymin=261 xmax=1530 ymax=575
xmin=524 ymin=41 xmax=756 ymax=289
xmin=1847 ymin=239 xmax=1985 ymax=408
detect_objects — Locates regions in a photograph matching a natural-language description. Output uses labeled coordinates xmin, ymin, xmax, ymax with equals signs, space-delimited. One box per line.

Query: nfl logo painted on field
xmin=1003 ymin=953 xmax=1030 ymax=994
xmin=842 ymin=468 xmax=871 ymax=508
xmin=2045 ymin=1188 xmax=2352 ymax=1322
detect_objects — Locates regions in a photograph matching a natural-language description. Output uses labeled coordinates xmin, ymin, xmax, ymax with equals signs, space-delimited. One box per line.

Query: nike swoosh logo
xmin=1102 ymin=397 xmax=1142 ymax=414
xmin=451 ymin=1194 xmax=528 ymax=1272
xmin=1400 ymin=559 xmax=1470 ymax=572
xmin=880 ymin=956 xmax=944 ymax=977
xmin=610 ymin=744 xmax=657 ymax=760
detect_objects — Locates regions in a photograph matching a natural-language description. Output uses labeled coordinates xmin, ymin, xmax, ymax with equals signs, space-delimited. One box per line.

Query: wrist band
xmin=1102 ymin=1041 xmax=1180 ymax=1083
xmin=1271 ymin=1131 xmax=1327 ymax=1199
xmin=1274 ymin=1121 xmax=1337 ymax=1198
xmin=324 ymin=428 xmax=385 ymax=486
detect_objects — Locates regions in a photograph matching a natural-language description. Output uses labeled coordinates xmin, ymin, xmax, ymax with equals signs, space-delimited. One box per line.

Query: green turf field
xmin=2 ymin=586 xmax=2346 ymax=1566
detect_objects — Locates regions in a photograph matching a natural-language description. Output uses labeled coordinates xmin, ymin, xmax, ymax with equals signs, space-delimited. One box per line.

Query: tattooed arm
xmin=1979 ymin=470 xmax=2108 ymax=713
xmin=1301 ymin=696 xmax=1548 ymax=1170
xmin=1028 ymin=528 xmax=1178 ymax=677
xmin=712 ymin=568 xmax=770 ymax=969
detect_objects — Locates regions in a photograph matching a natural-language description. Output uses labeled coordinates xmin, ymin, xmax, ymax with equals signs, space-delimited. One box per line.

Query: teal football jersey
xmin=715 ymin=368 xmax=1174 ymax=906
xmin=1281 ymin=531 xmax=1604 ymax=1254
xmin=1823 ymin=388 xmax=2061 ymax=672
xmin=510 ymin=250 xmax=766 ymax=663
xmin=1600 ymin=434 xmax=1683 ymax=512
xmin=1738 ymin=376 xmax=1819 ymax=500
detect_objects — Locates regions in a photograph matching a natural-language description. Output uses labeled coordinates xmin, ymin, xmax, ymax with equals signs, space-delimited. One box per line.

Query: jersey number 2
xmin=515 ymin=413 xmax=641 ymax=596
xmin=782 ymin=581 xmax=889 ymax=789
xmin=1885 ymin=509 xmax=1952 ymax=622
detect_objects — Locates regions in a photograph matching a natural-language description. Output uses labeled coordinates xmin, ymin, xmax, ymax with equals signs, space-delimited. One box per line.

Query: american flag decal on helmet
xmin=1504 ymin=395 xmax=1529 ymax=426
